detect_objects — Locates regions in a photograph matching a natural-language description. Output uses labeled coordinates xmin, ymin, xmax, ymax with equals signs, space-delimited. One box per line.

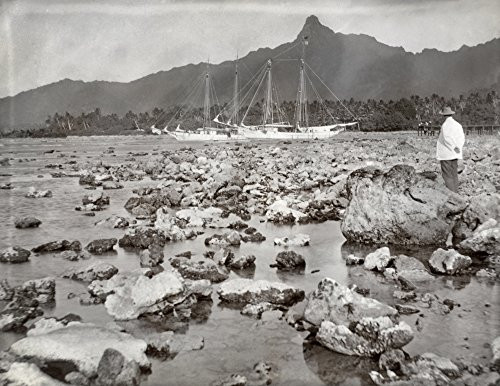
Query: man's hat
xmin=439 ymin=106 xmax=455 ymax=116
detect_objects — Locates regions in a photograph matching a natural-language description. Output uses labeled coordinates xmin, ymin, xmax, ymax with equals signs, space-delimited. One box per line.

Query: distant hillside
xmin=1 ymin=15 xmax=499 ymax=130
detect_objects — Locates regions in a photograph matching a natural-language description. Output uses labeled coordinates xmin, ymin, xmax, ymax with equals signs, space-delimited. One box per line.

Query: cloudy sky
xmin=0 ymin=0 xmax=499 ymax=98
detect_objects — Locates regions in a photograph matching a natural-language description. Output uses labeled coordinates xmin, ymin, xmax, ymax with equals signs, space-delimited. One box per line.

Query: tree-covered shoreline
xmin=2 ymin=89 xmax=498 ymax=138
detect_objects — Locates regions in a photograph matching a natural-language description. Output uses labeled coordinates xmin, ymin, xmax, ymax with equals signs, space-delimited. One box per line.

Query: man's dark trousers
xmin=440 ymin=159 xmax=458 ymax=193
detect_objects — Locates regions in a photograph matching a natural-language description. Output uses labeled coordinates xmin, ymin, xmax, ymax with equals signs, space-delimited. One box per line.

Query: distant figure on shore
xmin=436 ymin=107 xmax=465 ymax=193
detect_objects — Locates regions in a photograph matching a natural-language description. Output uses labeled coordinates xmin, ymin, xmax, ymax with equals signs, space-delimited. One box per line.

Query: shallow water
xmin=0 ymin=136 xmax=499 ymax=385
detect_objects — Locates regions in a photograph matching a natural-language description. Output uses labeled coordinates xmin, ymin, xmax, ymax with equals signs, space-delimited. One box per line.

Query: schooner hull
xmin=168 ymin=131 xmax=246 ymax=142
xmin=240 ymin=127 xmax=345 ymax=140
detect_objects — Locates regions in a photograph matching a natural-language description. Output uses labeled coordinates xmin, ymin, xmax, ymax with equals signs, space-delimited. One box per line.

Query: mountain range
xmin=1 ymin=15 xmax=499 ymax=129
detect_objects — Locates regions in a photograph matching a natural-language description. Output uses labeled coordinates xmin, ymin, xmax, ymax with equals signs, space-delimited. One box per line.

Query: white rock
xmin=364 ymin=247 xmax=393 ymax=271
xmin=103 ymin=271 xmax=185 ymax=320
xmin=0 ymin=362 xmax=65 ymax=385
xmin=273 ymin=233 xmax=311 ymax=247
xmin=9 ymin=324 xmax=149 ymax=378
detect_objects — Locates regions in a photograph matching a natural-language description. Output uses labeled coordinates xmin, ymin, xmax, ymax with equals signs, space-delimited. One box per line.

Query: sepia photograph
xmin=0 ymin=0 xmax=499 ymax=385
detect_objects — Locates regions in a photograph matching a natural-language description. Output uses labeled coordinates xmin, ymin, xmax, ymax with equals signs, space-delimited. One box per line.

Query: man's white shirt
xmin=436 ymin=116 xmax=465 ymax=160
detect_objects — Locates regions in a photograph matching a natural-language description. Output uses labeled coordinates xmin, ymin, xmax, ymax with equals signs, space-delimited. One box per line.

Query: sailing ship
xmin=239 ymin=57 xmax=357 ymax=140
xmin=167 ymin=62 xmax=246 ymax=142
xmin=167 ymin=37 xmax=358 ymax=141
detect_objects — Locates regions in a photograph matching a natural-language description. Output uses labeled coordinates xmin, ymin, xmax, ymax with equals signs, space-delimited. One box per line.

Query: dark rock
xmin=119 ymin=227 xmax=166 ymax=249
xmin=218 ymin=278 xmax=305 ymax=306
xmin=20 ymin=277 xmax=56 ymax=303
xmin=176 ymin=260 xmax=229 ymax=283
xmin=345 ymin=254 xmax=364 ymax=265
xmin=0 ymin=280 xmax=15 ymax=301
xmin=379 ymin=349 xmax=406 ymax=372
xmin=14 ymin=217 xmax=42 ymax=229
xmin=0 ymin=246 xmax=31 ymax=263
xmin=85 ymin=238 xmax=117 ymax=255
xmin=95 ymin=348 xmax=141 ymax=386
xmin=63 ymin=263 xmax=118 ymax=282
xmin=240 ymin=231 xmax=266 ymax=243
xmin=272 ymin=250 xmax=305 ymax=270
xmin=396 ymin=304 xmax=420 ymax=315
xmin=32 ymin=240 xmax=81 ymax=253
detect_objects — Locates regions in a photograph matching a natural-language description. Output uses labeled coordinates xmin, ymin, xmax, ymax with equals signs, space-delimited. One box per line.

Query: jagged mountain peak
xmin=299 ymin=14 xmax=333 ymax=40
xmin=0 ymin=15 xmax=498 ymax=129
xmin=304 ymin=15 xmax=321 ymax=26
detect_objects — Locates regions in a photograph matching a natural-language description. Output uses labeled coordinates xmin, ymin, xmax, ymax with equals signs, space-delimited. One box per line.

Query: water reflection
xmin=302 ymin=340 xmax=377 ymax=386
xmin=141 ymin=298 xmax=213 ymax=333
xmin=231 ymin=266 xmax=256 ymax=279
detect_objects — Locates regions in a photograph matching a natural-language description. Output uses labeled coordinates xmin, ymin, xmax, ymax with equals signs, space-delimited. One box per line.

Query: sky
xmin=0 ymin=0 xmax=499 ymax=98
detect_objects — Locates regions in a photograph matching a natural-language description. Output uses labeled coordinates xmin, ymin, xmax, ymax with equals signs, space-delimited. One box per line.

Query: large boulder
xmin=9 ymin=323 xmax=150 ymax=378
xmin=217 ymin=278 xmax=304 ymax=306
xmin=304 ymin=278 xmax=398 ymax=327
xmin=341 ymin=165 xmax=467 ymax=245
xmin=0 ymin=246 xmax=30 ymax=263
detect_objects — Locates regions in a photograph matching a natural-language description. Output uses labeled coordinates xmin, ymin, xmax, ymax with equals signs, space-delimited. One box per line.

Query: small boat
xmin=150 ymin=125 xmax=162 ymax=135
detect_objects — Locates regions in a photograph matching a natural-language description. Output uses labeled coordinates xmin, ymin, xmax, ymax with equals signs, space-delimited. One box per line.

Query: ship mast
xmin=295 ymin=37 xmax=309 ymax=131
xmin=233 ymin=55 xmax=239 ymax=125
xmin=263 ymin=59 xmax=273 ymax=125
xmin=203 ymin=60 xmax=210 ymax=129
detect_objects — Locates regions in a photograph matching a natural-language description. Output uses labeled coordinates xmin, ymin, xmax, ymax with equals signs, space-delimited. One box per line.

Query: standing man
xmin=436 ymin=106 xmax=465 ymax=193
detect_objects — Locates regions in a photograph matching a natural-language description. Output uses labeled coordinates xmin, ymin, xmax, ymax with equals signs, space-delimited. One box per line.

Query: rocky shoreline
xmin=0 ymin=132 xmax=499 ymax=385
